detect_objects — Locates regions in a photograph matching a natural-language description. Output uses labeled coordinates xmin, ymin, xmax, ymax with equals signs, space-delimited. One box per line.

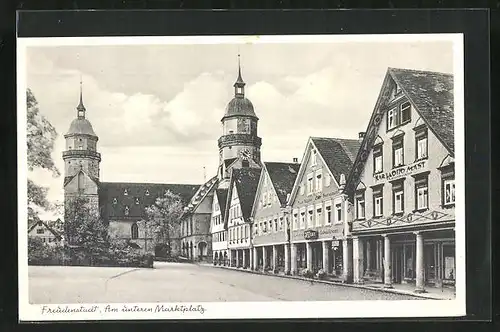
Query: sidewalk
xmin=197 ymin=262 xmax=455 ymax=300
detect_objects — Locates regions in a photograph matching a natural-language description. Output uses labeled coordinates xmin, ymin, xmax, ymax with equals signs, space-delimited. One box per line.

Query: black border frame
xmin=0 ymin=4 xmax=493 ymax=331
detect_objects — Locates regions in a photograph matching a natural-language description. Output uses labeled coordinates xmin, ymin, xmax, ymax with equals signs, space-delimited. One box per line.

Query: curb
xmin=197 ymin=263 xmax=453 ymax=300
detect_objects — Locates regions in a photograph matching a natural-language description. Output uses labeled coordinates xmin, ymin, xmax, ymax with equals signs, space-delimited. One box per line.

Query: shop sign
xmin=332 ymin=240 xmax=340 ymax=247
xmin=304 ymin=229 xmax=318 ymax=240
xmin=374 ymin=160 xmax=426 ymax=182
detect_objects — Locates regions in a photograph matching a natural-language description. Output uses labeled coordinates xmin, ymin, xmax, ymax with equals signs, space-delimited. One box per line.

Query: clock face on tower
xmin=240 ymin=148 xmax=251 ymax=160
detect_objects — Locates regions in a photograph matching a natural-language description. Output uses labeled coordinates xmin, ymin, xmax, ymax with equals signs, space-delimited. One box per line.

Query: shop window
xmin=392 ymin=137 xmax=404 ymax=168
xmin=414 ymin=174 xmax=429 ymax=211
xmin=443 ymin=178 xmax=455 ymax=207
xmin=403 ymin=244 xmax=416 ymax=280
xmin=443 ymin=245 xmax=455 ymax=281
xmin=131 ymin=223 xmax=138 ymax=239
xmin=355 ymin=190 xmax=366 ymax=220
xmin=392 ymin=180 xmax=405 ymax=214
xmin=373 ymin=144 xmax=383 ymax=174
xmin=415 ymin=127 xmax=428 ymax=160
xmin=372 ymin=187 xmax=383 ymax=217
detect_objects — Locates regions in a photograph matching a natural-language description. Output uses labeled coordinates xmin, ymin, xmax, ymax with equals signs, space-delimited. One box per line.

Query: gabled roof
xmin=182 ymin=176 xmax=219 ymax=216
xmin=311 ymin=137 xmax=361 ymax=184
xmin=215 ymin=189 xmax=228 ymax=219
xmin=264 ymin=162 xmax=301 ymax=206
xmin=389 ymin=67 xmax=454 ymax=154
xmin=224 ymin=168 xmax=261 ymax=227
xmin=344 ymin=67 xmax=454 ymax=197
xmin=99 ymin=182 xmax=200 ymax=220
xmin=28 ymin=220 xmax=62 ymax=239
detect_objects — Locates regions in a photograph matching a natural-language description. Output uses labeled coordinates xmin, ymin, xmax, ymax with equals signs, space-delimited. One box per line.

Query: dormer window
xmin=112 ymin=198 xmax=117 ymax=205
xmin=135 ymin=197 xmax=140 ymax=205
xmin=124 ymin=189 xmax=128 ymax=196
xmin=145 ymin=189 xmax=150 ymax=196
xmin=124 ymin=206 xmax=130 ymax=216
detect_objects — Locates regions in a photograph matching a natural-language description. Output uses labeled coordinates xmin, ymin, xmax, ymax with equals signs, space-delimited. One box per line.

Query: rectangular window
xmin=307 ymin=208 xmax=314 ymax=228
xmin=356 ymin=192 xmax=366 ymax=219
xmin=393 ymin=138 xmax=404 ymax=167
xmin=307 ymin=175 xmax=314 ymax=195
xmin=274 ymin=219 xmax=278 ymax=232
xmin=299 ymin=184 xmax=305 ymax=195
xmin=373 ymin=145 xmax=383 ymax=173
xmin=415 ymin=176 xmax=429 ymax=210
xmin=300 ymin=211 xmax=306 ymax=229
xmin=387 ymin=107 xmax=398 ymax=130
xmin=400 ymin=102 xmax=411 ymax=123
xmin=315 ymin=207 xmax=322 ymax=227
xmin=335 ymin=203 xmax=342 ymax=224
xmin=315 ymin=172 xmax=323 ymax=193
xmin=311 ymin=149 xmax=317 ymax=166
xmin=36 ymin=228 xmax=44 ymax=234
xmin=279 ymin=217 xmax=284 ymax=231
xmin=373 ymin=187 xmax=383 ymax=217
xmin=415 ymin=126 xmax=429 ymax=161
xmin=392 ymin=181 xmax=405 ymax=214
xmin=293 ymin=211 xmax=299 ymax=230
xmin=325 ymin=174 xmax=331 ymax=187
xmin=325 ymin=205 xmax=332 ymax=224
xmin=443 ymin=178 xmax=455 ymax=206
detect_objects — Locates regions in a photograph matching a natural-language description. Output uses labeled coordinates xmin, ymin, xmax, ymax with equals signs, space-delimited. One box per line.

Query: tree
xmin=143 ymin=190 xmax=185 ymax=257
xmin=64 ymin=195 xmax=109 ymax=265
xmin=27 ymin=88 xmax=60 ymax=220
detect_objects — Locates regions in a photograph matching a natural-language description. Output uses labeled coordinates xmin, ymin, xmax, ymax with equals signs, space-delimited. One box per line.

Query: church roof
xmin=99 ymin=182 xmax=200 ymax=220
xmin=66 ymin=117 xmax=97 ymax=137
xmin=223 ymin=97 xmax=257 ymax=120
xmin=311 ymin=137 xmax=361 ymax=185
xmin=388 ymin=67 xmax=454 ymax=154
xmin=264 ymin=162 xmax=301 ymax=206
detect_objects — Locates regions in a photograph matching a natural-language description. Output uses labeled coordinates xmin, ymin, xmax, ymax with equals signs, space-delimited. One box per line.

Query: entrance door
xmin=392 ymin=245 xmax=403 ymax=284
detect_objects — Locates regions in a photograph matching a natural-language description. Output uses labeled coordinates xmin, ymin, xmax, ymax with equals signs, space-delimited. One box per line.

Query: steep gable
xmin=264 ymin=162 xmax=301 ymax=206
xmin=344 ymin=68 xmax=455 ymax=197
xmin=224 ymin=168 xmax=261 ymax=226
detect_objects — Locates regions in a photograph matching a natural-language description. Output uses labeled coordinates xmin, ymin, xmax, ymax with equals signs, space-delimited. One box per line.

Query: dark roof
xmin=223 ymin=97 xmax=257 ymax=120
xmin=311 ymin=137 xmax=361 ymax=184
xmin=28 ymin=220 xmax=62 ymax=239
xmin=184 ymin=176 xmax=218 ymax=213
xmin=224 ymin=158 xmax=238 ymax=168
xmin=66 ymin=117 xmax=97 ymax=137
xmin=215 ymin=189 xmax=228 ymax=220
xmin=99 ymin=182 xmax=200 ymax=220
xmin=228 ymin=168 xmax=262 ymax=222
xmin=264 ymin=162 xmax=301 ymax=206
xmin=389 ymin=68 xmax=454 ymax=154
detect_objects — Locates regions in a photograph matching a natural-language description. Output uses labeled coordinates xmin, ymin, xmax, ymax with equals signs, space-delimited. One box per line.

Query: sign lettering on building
xmin=304 ymin=229 xmax=318 ymax=240
xmin=374 ymin=160 xmax=426 ymax=182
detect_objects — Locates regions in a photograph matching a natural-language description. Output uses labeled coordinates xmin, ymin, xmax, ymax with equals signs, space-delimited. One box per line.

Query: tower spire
xmin=234 ymin=53 xmax=245 ymax=98
xmin=77 ymin=75 xmax=86 ymax=118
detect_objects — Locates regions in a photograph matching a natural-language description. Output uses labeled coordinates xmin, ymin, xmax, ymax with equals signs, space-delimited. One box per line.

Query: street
xmin=29 ymin=262 xmax=421 ymax=303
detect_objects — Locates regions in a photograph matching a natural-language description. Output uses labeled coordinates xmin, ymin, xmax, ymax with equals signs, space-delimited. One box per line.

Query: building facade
xmin=288 ymin=137 xmax=360 ymax=279
xmin=251 ymin=162 xmax=300 ymax=273
xmin=225 ymin=168 xmax=261 ymax=268
xmin=211 ymin=188 xmax=228 ymax=265
xmin=344 ymin=68 xmax=455 ymax=292
xmin=28 ymin=220 xmax=62 ymax=245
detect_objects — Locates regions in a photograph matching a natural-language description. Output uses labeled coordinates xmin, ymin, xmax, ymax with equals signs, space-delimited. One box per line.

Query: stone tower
xmin=217 ymin=55 xmax=262 ymax=188
xmin=62 ymin=80 xmax=101 ymax=211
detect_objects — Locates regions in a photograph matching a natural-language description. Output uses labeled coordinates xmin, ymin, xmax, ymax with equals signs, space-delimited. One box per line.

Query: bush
xmin=28 ymin=237 xmax=64 ymax=266
xmin=300 ymin=268 xmax=314 ymax=279
xmin=316 ymin=269 xmax=327 ymax=280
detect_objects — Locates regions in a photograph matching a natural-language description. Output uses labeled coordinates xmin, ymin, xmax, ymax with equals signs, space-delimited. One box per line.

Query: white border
xmin=17 ymin=33 xmax=466 ymax=321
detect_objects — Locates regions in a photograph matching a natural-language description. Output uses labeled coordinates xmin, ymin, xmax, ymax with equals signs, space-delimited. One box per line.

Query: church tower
xmin=62 ymin=79 xmax=101 ymax=210
xmin=217 ymin=55 xmax=262 ymax=188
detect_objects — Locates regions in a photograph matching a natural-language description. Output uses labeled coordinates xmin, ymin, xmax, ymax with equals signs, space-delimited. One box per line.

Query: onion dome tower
xmin=217 ymin=55 xmax=262 ymax=184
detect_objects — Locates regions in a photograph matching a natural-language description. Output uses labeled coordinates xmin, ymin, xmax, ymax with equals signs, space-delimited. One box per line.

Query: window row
xmin=213 ymin=231 xmax=226 ymax=242
xmin=292 ymin=202 xmax=342 ymax=230
xmin=228 ymin=225 xmax=250 ymax=243
xmin=260 ymin=190 xmax=276 ymax=208
xmin=113 ymin=197 xmax=142 ymax=205
xmin=212 ymin=214 xmax=223 ymax=226
xmin=299 ymin=170 xmax=331 ymax=196
xmin=373 ymin=126 xmax=428 ymax=174
xmin=355 ymin=175 xmax=455 ymax=219
xmin=228 ymin=205 xmax=242 ymax=221
xmin=122 ymin=189 xmax=150 ymax=196
xmin=255 ymin=217 xmax=285 ymax=235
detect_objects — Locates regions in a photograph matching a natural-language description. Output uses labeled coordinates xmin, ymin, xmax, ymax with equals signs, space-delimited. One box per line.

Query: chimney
xmin=358 ymin=132 xmax=366 ymax=140
xmin=293 ymin=157 xmax=299 ymax=163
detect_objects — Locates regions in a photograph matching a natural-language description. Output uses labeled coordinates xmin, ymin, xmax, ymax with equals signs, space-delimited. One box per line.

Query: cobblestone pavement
xmin=29 ymin=262 xmax=422 ymax=304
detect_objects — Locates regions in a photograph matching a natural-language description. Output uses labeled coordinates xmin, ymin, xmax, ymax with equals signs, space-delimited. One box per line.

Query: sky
xmin=24 ymin=37 xmax=454 ymax=219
